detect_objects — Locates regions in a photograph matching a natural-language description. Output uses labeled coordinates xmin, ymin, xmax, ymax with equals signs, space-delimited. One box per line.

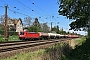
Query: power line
xmin=28 ymin=0 xmax=48 ymax=15
xmin=0 ymin=0 xmax=14 ymax=7
xmin=0 ymin=5 xmax=46 ymax=22
xmin=28 ymin=0 xmax=56 ymax=23
xmin=16 ymin=0 xmax=53 ymax=22
xmin=16 ymin=0 xmax=48 ymax=22
xmin=0 ymin=6 xmax=4 ymax=8
xmin=16 ymin=0 xmax=32 ymax=10
xmin=8 ymin=8 xmax=29 ymax=16
xmin=16 ymin=0 xmax=40 ymax=15
xmin=0 ymin=0 xmax=30 ymax=16
xmin=0 ymin=0 xmax=35 ymax=17
xmin=0 ymin=0 xmax=53 ymax=23
xmin=0 ymin=5 xmax=29 ymax=17
xmin=28 ymin=0 xmax=58 ymax=22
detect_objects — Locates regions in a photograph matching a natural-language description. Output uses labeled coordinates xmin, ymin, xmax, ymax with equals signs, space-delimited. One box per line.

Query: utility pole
xmin=4 ymin=5 xmax=8 ymax=41
xmin=51 ymin=22 xmax=53 ymax=32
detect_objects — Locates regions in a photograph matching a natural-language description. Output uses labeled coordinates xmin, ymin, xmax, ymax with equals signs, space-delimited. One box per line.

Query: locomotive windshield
xmin=20 ymin=32 xmax=24 ymax=35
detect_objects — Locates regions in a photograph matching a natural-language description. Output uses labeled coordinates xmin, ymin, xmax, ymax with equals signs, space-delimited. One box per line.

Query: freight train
xmin=19 ymin=31 xmax=79 ymax=40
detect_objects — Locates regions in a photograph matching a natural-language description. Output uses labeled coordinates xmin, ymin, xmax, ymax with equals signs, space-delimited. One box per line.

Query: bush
xmin=0 ymin=30 xmax=4 ymax=35
xmin=9 ymin=31 xmax=17 ymax=36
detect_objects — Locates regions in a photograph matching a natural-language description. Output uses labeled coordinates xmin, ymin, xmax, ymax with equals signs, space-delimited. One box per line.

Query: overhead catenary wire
xmin=0 ymin=0 xmax=31 ymax=16
xmin=0 ymin=5 xmax=29 ymax=17
xmin=28 ymin=0 xmax=48 ymax=15
xmin=16 ymin=0 xmax=52 ymax=23
xmin=0 ymin=5 xmax=45 ymax=23
xmin=16 ymin=0 xmax=41 ymax=15
xmin=8 ymin=8 xmax=29 ymax=16
xmin=0 ymin=0 xmax=16 ymax=8
xmin=5 ymin=6 xmax=29 ymax=17
xmin=0 ymin=0 xmax=54 ymax=23
xmin=16 ymin=0 xmax=48 ymax=23
xmin=0 ymin=6 xmax=4 ymax=8
xmin=28 ymin=0 xmax=54 ymax=21
xmin=28 ymin=0 xmax=49 ymax=23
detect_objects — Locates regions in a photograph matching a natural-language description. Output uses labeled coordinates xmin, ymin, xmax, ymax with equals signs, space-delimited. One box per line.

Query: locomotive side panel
xmin=19 ymin=32 xmax=40 ymax=40
xmin=25 ymin=32 xmax=40 ymax=38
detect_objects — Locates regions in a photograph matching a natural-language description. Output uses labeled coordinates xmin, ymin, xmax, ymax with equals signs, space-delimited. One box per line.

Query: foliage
xmin=28 ymin=25 xmax=42 ymax=32
xmin=9 ymin=31 xmax=17 ymax=36
xmin=59 ymin=30 xmax=67 ymax=34
xmin=67 ymin=38 xmax=90 ymax=60
xmin=0 ymin=35 xmax=20 ymax=42
xmin=27 ymin=18 xmax=43 ymax=32
xmin=33 ymin=18 xmax=41 ymax=28
xmin=43 ymin=43 xmax=71 ymax=60
xmin=41 ymin=23 xmax=50 ymax=33
xmin=0 ymin=15 xmax=4 ymax=35
xmin=0 ymin=15 xmax=4 ymax=24
xmin=58 ymin=0 xmax=90 ymax=31
xmin=8 ymin=35 xmax=20 ymax=41
xmin=0 ymin=24 xmax=4 ymax=35
xmin=0 ymin=35 xmax=5 ymax=42
xmin=52 ymin=25 xmax=59 ymax=33
xmin=2 ymin=49 xmax=45 ymax=60
xmin=88 ymin=29 xmax=90 ymax=38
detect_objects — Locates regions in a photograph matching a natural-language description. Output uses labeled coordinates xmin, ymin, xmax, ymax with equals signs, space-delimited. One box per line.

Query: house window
xmin=18 ymin=27 xmax=19 ymax=28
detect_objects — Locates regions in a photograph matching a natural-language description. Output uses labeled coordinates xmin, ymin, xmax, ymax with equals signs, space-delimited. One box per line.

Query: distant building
xmin=7 ymin=18 xmax=23 ymax=33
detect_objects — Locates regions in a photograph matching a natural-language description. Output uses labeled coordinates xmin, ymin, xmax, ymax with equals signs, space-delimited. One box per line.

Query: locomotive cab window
xmin=20 ymin=32 xmax=24 ymax=35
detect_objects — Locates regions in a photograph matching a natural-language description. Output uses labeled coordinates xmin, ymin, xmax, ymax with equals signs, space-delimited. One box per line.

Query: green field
xmin=0 ymin=35 xmax=20 ymax=42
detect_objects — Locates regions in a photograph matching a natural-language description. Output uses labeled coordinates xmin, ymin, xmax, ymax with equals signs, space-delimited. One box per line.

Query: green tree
xmin=0 ymin=15 xmax=4 ymax=24
xmin=0 ymin=24 xmax=4 ymax=35
xmin=24 ymin=17 xmax=43 ymax=32
xmin=59 ymin=30 xmax=67 ymax=34
xmin=41 ymin=23 xmax=50 ymax=33
xmin=32 ymin=18 xmax=42 ymax=32
xmin=58 ymin=0 xmax=90 ymax=31
xmin=28 ymin=25 xmax=42 ymax=32
xmin=52 ymin=25 xmax=59 ymax=33
xmin=0 ymin=15 xmax=4 ymax=35
xmin=33 ymin=18 xmax=41 ymax=28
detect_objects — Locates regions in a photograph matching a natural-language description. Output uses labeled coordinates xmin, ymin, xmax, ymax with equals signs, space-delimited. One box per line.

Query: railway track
xmin=0 ymin=38 xmax=72 ymax=59
xmin=0 ymin=40 xmax=59 ymax=52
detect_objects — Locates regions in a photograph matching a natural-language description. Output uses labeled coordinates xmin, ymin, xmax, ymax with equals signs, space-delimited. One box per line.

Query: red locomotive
xmin=19 ymin=32 xmax=40 ymax=40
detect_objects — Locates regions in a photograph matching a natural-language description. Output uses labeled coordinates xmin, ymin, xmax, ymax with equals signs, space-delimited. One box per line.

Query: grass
xmin=8 ymin=35 xmax=20 ymax=41
xmin=74 ymin=37 xmax=86 ymax=46
xmin=0 ymin=35 xmax=20 ymax=42
xmin=3 ymin=49 xmax=45 ymax=60
xmin=0 ymin=35 xmax=5 ymax=42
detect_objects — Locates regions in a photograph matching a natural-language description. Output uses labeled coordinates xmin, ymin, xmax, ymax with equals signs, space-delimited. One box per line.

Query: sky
xmin=0 ymin=0 xmax=87 ymax=35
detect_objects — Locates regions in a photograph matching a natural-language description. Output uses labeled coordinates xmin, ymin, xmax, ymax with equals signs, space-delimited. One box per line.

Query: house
xmin=8 ymin=18 xmax=23 ymax=33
